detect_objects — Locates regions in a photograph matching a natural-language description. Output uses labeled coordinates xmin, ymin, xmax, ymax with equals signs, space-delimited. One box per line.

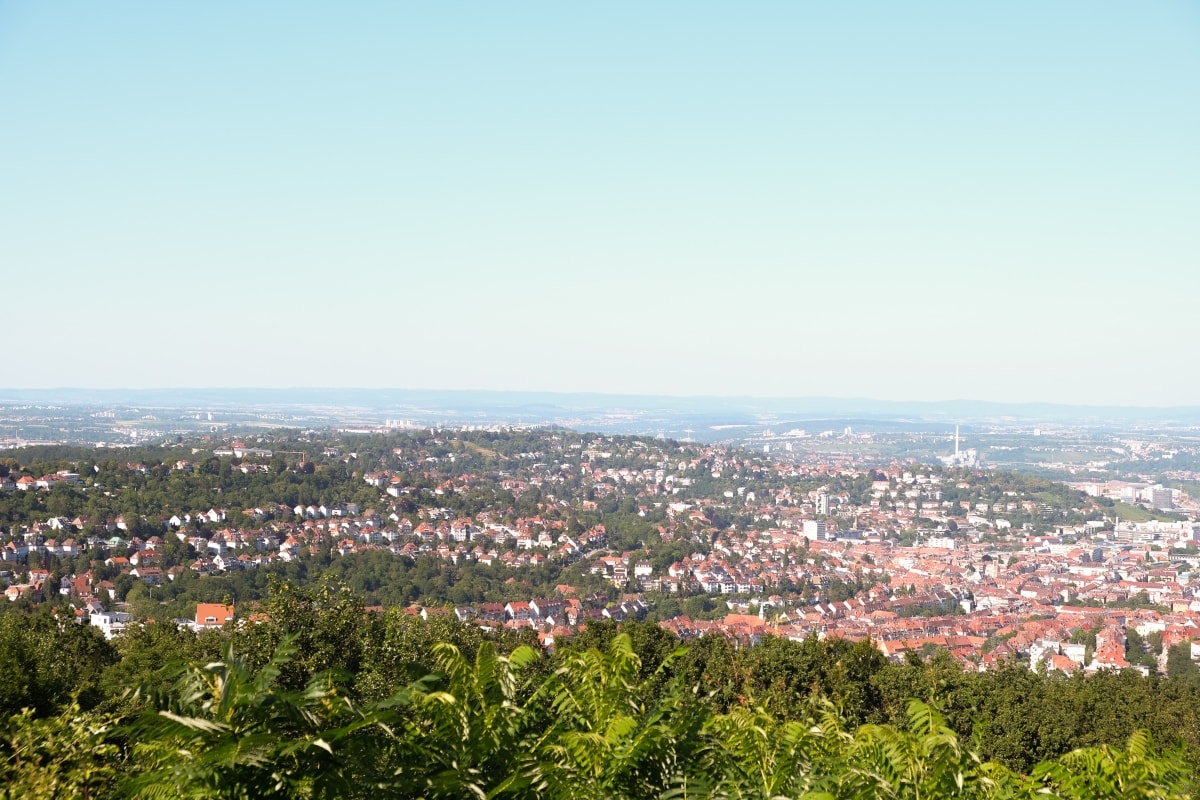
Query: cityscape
xmin=3 ymin=1 xmax=1198 ymax=796
xmin=5 ymin=400 xmax=1200 ymax=679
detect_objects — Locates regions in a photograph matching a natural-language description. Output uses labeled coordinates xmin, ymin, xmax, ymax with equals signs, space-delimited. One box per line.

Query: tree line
xmin=2 ymin=578 xmax=1200 ymax=798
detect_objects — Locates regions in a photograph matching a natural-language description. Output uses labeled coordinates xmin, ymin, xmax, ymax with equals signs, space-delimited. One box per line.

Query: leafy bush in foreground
xmin=1 ymin=633 xmax=1190 ymax=799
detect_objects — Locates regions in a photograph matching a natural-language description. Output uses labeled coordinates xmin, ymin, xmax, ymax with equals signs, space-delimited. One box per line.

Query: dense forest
xmin=1 ymin=577 xmax=1198 ymax=799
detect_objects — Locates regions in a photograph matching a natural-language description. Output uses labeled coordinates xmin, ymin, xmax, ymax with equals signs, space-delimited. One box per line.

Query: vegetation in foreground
xmin=0 ymin=580 xmax=1198 ymax=799
xmin=1 ymin=634 xmax=1193 ymax=800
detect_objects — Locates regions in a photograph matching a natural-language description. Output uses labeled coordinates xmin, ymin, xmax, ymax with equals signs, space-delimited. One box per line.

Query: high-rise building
xmin=1149 ymin=487 xmax=1174 ymax=510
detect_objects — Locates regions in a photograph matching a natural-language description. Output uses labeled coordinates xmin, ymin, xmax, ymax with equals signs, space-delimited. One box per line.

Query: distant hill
xmin=3 ymin=387 xmax=1200 ymax=427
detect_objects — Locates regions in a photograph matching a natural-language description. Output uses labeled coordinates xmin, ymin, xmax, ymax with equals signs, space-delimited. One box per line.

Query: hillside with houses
xmin=2 ymin=428 xmax=1200 ymax=679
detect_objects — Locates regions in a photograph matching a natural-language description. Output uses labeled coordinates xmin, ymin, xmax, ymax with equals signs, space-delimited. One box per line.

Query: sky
xmin=2 ymin=3 xmax=1198 ymax=406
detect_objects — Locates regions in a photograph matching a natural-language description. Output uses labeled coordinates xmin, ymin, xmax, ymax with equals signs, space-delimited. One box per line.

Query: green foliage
xmin=1115 ymin=592 xmax=1172 ymax=614
xmin=696 ymin=704 xmax=823 ymax=799
xmin=354 ymin=606 xmax=498 ymax=703
xmin=536 ymin=633 xmax=697 ymax=800
xmin=124 ymin=638 xmax=392 ymax=800
xmin=1033 ymin=730 xmax=1190 ymax=800
xmin=1126 ymin=628 xmax=1159 ymax=669
xmin=0 ymin=705 xmax=124 ymax=800
xmin=0 ymin=611 xmax=117 ymax=718
xmin=816 ymin=700 xmax=1006 ymax=799
xmin=1103 ymin=501 xmax=1180 ymax=524
xmin=733 ymin=635 xmax=885 ymax=725
xmin=231 ymin=576 xmax=369 ymax=692
xmin=1165 ymin=642 xmax=1200 ymax=684
xmin=389 ymin=640 xmax=537 ymax=798
xmin=100 ymin=621 xmax=225 ymax=707
xmin=0 ymin=626 xmax=1195 ymax=799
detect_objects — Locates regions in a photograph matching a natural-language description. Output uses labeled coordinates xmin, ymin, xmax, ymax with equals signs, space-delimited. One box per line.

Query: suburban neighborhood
xmin=3 ymin=428 xmax=1200 ymax=676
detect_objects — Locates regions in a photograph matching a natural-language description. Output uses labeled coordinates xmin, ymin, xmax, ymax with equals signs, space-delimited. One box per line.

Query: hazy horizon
xmin=5 ymin=385 xmax=1200 ymax=416
xmin=3 ymin=3 xmax=1197 ymax=405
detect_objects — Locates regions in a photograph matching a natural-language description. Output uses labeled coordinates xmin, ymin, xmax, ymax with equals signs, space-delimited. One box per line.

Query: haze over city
xmin=3 ymin=3 xmax=1198 ymax=404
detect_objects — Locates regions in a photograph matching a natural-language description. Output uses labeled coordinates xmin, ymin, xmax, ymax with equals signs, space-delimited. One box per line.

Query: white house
xmin=91 ymin=610 xmax=132 ymax=640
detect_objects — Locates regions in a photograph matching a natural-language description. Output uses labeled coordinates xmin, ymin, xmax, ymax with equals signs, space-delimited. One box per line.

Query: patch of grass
xmin=1109 ymin=500 xmax=1177 ymax=523
xmin=461 ymin=441 xmax=502 ymax=459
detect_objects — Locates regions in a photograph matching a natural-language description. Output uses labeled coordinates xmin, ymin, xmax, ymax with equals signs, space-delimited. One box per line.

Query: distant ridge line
xmin=1 ymin=387 xmax=1199 ymax=424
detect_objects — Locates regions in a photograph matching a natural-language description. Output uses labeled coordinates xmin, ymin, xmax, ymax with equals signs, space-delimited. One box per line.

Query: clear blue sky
xmin=3 ymin=3 xmax=1198 ymax=405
